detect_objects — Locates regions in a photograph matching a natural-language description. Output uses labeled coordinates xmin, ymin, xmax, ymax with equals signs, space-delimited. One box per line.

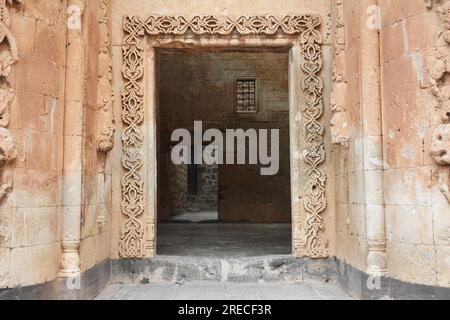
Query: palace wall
xmin=332 ymin=0 xmax=368 ymax=273
xmin=77 ymin=0 xmax=114 ymax=275
xmin=379 ymin=0 xmax=450 ymax=288
xmin=0 ymin=0 xmax=114 ymax=291
xmin=331 ymin=0 xmax=450 ymax=290
xmin=0 ymin=0 xmax=448 ymax=298
xmin=0 ymin=0 xmax=67 ymax=289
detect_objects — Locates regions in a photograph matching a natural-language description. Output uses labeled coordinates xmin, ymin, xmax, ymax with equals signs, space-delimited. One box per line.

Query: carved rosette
xmin=0 ymin=0 xmax=21 ymax=203
xmin=120 ymin=14 xmax=327 ymax=258
xmin=97 ymin=0 xmax=115 ymax=153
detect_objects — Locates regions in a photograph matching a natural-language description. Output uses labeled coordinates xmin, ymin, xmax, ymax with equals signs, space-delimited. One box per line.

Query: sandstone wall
xmin=332 ymin=0 xmax=368 ymax=273
xmin=379 ymin=0 xmax=449 ymax=288
xmin=78 ymin=0 xmax=113 ymax=274
xmin=0 ymin=0 xmax=66 ymax=289
xmin=332 ymin=0 xmax=450 ymax=288
xmin=2 ymin=0 xmax=447 ymax=294
xmin=0 ymin=0 xmax=114 ymax=289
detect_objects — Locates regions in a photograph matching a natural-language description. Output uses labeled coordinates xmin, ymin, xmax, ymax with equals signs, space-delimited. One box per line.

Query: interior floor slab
xmin=157 ymin=223 xmax=292 ymax=257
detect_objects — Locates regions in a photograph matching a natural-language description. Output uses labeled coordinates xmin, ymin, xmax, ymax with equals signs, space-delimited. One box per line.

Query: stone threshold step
xmin=110 ymin=255 xmax=337 ymax=285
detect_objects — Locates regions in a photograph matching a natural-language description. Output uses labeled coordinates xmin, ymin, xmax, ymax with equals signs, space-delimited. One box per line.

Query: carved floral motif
xmin=120 ymin=14 xmax=328 ymax=258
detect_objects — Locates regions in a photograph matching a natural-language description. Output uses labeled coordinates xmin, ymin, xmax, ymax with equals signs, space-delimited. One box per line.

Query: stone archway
xmin=119 ymin=14 xmax=328 ymax=259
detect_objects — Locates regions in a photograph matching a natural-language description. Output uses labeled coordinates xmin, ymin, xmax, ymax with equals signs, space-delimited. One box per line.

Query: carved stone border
xmin=120 ymin=14 xmax=328 ymax=258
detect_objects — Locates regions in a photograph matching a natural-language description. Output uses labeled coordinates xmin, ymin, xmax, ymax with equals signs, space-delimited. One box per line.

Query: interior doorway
xmin=156 ymin=47 xmax=292 ymax=257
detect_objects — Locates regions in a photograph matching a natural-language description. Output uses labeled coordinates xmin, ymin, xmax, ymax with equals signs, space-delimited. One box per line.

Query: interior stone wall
xmin=186 ymin=163 xmax=219 ymax=213
xmin=159 ymin=155 xmax=218 ymax=220
xmin=157 ymin=50 xmax=291 ymax=223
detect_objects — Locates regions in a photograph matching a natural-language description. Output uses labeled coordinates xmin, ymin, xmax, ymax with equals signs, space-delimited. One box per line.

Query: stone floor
xmin=96 ymin=282 xmax=353 ymax=300
xmin=171 ymin=211 xmax=219 ymax=223
xmin=97 ymin=223 xmax=353 ymax=300
xmin=157 ymin=223 xmax=292 ymax=257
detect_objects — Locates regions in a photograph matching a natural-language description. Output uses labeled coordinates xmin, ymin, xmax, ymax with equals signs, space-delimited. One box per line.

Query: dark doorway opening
xmin=156 ymin=47 xmax=292 ymax=257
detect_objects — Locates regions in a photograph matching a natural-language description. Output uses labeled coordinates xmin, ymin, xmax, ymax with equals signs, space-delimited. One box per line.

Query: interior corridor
xmin=156 ymin=48 xmax=292 ymax=258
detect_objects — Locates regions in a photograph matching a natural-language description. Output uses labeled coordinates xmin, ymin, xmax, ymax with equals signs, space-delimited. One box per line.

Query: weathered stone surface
xmin=110 ymin=256 xmax=326 ymax=284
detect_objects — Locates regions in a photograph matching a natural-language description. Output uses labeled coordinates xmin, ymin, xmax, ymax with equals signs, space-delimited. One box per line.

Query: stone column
xmin=360 ymin=0 xmax=387 ymax=275
xmin=144 ymin=46 xmax=157 ymax=257
xmin=60 ymin=0 xmax=86 ymax=278
xmin=289 ymin=42 xmax=304 ymax=257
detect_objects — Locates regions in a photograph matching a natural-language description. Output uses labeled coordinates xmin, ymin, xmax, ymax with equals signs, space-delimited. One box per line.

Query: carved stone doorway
xmin=119 ymin=15 xmax=328 ymax=259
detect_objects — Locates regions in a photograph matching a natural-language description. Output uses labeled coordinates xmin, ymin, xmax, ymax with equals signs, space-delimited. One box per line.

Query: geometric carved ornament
xmin=121 ymin=14 xmax=328 ymax=258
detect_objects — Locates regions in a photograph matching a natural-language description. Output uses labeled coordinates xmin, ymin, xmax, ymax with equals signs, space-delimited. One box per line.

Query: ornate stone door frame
xmin=119 ymin=15 xmax=328 ymax=259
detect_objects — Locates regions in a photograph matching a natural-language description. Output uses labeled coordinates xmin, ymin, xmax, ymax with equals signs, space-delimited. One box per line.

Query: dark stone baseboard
xmin=336 ymin=259 xmax=450 ymax=300
xmin=110 ymin=256 xmax=338 ymax=285
xmin=0 ymin=259 xmax=110 ymax=300
xmin=1 ymin=256 xmax=449 ymax=300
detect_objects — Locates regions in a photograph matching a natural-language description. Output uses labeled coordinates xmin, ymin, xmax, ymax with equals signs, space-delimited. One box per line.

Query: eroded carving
xmin=0 ymin=127 xmax=16 ymax=164
xmin=0 ymin=181 xmax=11 ymax=202
xmin=97 ymin=0 xmax=115 ymax=153
xmin=425 ymin=0 xmax=443 ymax=9
xmin=431 ymin=124 xmax=450 ymax=165
xmin=0 ymin=0 xmax=21 ymax=204
xmin=330 ymin=0 xmax=350 ymax=146
xmin=121 ymin=14 xmax=328 ymax=258
xmin=427 ymin=2 xmax=450 ymax=204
